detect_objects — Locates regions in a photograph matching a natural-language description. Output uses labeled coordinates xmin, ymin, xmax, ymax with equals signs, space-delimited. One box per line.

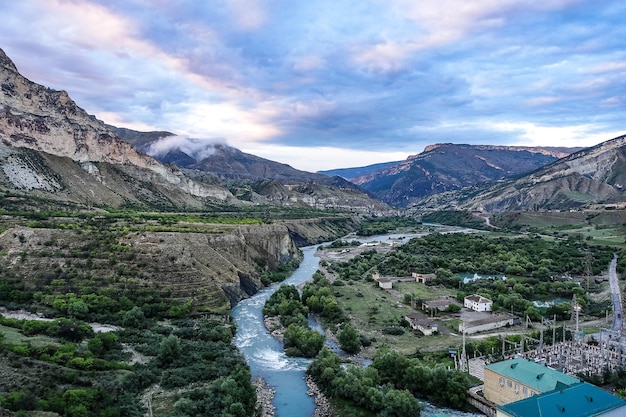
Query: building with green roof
xmin=484 ymin=357 xmax=580 ymax=405
xmin=497 ymin=382 xmax=626 ymax=417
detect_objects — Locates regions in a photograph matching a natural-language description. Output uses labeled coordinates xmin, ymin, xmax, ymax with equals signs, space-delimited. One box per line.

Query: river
xmin=232 ymin=244 xmax=320 ymax=416
xmin=232 ymin=233 xmax=484 ymax=417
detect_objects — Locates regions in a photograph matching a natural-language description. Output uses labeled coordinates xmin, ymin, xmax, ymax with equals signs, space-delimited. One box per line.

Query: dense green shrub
xmin=283 ymin=324 xmax=325 ymax=357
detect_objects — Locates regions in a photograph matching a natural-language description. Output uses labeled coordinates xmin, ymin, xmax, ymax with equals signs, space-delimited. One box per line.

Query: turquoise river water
xmin=232 ymin=235 xmax=484 ymax=417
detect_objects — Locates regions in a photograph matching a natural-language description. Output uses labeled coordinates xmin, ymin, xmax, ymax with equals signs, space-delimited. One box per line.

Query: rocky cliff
xmin=113 ymin=128 xmax=391 ymax=214
xmin=0 ymin=216 xmax=355 ymax=313
xmin=421 ymin=143 xmax=580 ymax=159
xmin=0 ymin=48 xmax=233 ymax=208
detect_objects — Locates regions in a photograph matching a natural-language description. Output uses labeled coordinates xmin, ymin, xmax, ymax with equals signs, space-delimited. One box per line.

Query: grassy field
xmin=0 ymin=323 xmax=59 ymax=347
xmin=331 ymin=279 xmax=463 ymax=357
xmin=493 ymin=210 xmax=626 ymax=249
xmin=394 ymin=281 xmax=454 ymax=300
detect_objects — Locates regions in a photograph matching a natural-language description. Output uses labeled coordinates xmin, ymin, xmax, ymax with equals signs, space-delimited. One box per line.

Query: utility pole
xmin=539 ymin=317 xmax=544 ymax=355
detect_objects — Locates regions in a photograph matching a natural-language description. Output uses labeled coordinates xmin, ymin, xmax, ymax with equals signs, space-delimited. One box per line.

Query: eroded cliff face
xmin=0 ymin=48 xmax=232 ymax=204
xmin=0 ymin=217 xmax=354 ymax=312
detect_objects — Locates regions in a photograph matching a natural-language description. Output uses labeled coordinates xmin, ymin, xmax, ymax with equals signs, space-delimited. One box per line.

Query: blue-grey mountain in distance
xmin=322 ymin=144 xmax=583 ymax=208
xmin=318 ymin=161 xmax=402 ymax=180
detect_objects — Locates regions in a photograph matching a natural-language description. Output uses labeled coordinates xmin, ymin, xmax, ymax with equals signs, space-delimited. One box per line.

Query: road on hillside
xmin=608 ymin=254 xmax=622 ymax=332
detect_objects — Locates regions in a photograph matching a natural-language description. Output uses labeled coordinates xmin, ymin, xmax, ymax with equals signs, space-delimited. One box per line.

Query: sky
xmin=1 ymin=0 xmax=625 ymax=172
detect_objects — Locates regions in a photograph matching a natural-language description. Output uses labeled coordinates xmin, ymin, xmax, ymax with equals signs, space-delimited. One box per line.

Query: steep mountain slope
xmin=445 ymin=134 xmax=626 ymax=213
xmin=350 ymin=143 xmax=581 ymax=207
xmin=0 ymin=48 xmax=232 ymax=209
xmin=0 ymin=47 xmax=386 ymax=213
xmin=112 ymin=128 xmax=390 ymax=213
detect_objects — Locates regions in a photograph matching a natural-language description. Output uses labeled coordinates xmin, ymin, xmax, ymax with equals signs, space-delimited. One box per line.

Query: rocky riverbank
xmin=306 ymin=375 xmax=335 ymax=417
xmin=261 ymin=316 xmax=335 ymax=417
xmin=252 ymin=374 xmax=335 ymax=417
xmin=253 ymin=377 xmax=276 ymax=417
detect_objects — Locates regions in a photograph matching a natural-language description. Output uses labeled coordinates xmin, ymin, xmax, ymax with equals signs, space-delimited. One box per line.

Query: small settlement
xmin=371 ymin=272 xmax=626 ymax=417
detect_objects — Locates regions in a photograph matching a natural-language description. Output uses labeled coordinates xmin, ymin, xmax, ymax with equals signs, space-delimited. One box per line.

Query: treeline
xmin=308 ymin=348 xmax=473 ymax=416
xmin=0 ymin=272 xmax=191 ymax=325
xmin=397 ymin=232 xmax=617 ymax=277
xmin=357 ymin=216 xmax=422 ymax=236
xmin=421 ymin=210 xmax=488 ymax=229
xmin=326 ymin=232 xmax=621 ymax=320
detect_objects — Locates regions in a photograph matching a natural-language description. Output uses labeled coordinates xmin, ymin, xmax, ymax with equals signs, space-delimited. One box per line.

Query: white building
xmin=464 ymin=294 xmax=493 ymax=312
xmin=378 ymin=278 xmax=393 ymax=289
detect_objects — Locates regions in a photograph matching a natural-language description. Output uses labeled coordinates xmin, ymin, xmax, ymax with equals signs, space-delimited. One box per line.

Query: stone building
xmin=461 ymin=313 xmax=519 ymax=334
xmin=404 ymin=313 xmax=438 ymax=336
xmin=377 ymin=277 xmax=393 ymax=289
xmin=412 ymin=272 xmax=436 ymax=283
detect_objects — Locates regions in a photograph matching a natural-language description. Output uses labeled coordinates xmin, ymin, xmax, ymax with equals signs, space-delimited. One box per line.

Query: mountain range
xmin=0 ymin=48 xmax=386 ymax=214
xmin=323 ymin=144 xmax=582 ymax=208
xmin=419 ymin=134 xmax=626 ymax=213
xmin=1 ymin=46 xmax=624 ymax=215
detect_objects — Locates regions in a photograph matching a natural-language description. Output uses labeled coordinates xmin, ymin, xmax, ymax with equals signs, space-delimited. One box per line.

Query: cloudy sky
xmin=1 ymin=1 xmax=625 ymax=171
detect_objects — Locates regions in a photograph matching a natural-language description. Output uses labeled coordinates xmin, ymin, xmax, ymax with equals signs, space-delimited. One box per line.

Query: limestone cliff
xmin=351 ymin=143 xmax=576 ymax=207
xmin=421 ymin=143 xmax=580 ymax=159
xmin=0 ymin=48 xmax=233 ymax=207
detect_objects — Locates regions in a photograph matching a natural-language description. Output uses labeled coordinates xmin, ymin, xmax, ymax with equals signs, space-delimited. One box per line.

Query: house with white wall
xmin=464 ymin=294 xmax=493 ymax=312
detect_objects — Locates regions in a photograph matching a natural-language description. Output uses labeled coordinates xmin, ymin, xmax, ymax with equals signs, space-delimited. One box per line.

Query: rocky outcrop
xmin=0 ymin=48 xmax=233 ymax=207
xmin=0 ymin=217 xmax=355 ymax=312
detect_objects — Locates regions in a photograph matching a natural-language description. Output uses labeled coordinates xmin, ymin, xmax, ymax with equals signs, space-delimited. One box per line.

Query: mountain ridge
xmin=0 ymin=48 xmax=233 ymax=207
xmin=412 ymin=134 xmax=626 ymax=213
xmin=112 ymin=128 xmax=389 ymax=212
xmin=420 ymin=143 xmax=580 ymax=159
xmin=347 ymin=143 xmax=582 ymax=207
xmin=0 ymin=48 xmax=386 ymax=213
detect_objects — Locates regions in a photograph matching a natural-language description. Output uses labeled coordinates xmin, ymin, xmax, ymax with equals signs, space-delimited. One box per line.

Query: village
xmin=319 ymin=236 xmax=626 ymax=417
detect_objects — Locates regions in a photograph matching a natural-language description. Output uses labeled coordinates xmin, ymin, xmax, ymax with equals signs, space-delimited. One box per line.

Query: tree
xmin=284 ymin=324 xmax=324 ymax=357
xmin=68 ymin=300 xmax=89 ymax=319
xmin=372 ymin=349 xmax=407 ymax=384
xmin=379 ymin=388 xmax=420 ymax=417
xmin=87 ymin=337 xmax=104 ymax=356
xmin=122 ymin=306 xmax=145 ymax=328
xmin=158 ymin=335 xmax=181 ymax=366
xmin=338 ymin=324 xmax=361 ymax=354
